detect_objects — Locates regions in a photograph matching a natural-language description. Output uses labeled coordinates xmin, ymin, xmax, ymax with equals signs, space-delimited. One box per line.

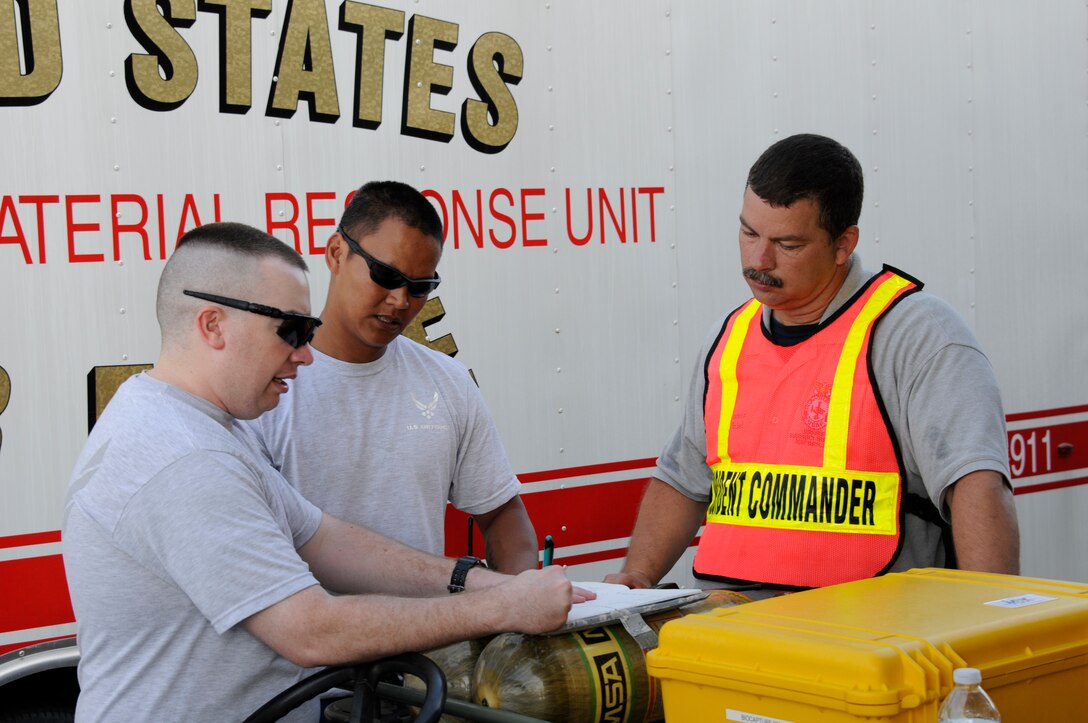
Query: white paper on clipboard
xmin=551 ymin=582 xmax=708 ymax=647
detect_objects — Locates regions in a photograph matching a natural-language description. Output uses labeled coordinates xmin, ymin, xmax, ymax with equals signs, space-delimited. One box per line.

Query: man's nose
xmin=386 ymin=285 xmax=411 ymax=309
xmin=292 ymin=343 xmax=314 ymax=366
xmin=747 ymin=237 xmax=776 ymax=270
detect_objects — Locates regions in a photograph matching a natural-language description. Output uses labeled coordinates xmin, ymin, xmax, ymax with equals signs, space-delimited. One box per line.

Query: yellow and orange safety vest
xmin=694 ymin=267 xmax=921 ymax=589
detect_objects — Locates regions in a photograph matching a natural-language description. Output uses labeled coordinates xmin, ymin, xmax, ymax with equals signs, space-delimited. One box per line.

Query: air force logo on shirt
xmin=406 ymin=391 xmax=449 ymax=431
xmin=413 ymin=391 xmax=439 ymax=419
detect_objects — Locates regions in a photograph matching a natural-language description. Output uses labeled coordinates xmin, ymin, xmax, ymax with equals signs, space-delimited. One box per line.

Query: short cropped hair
xmin=746 ymin=134 xmax=864 ymax=241
xmin=156 ymin=222 xmax=308 ymax=345
xmin=339 ymin=181 xmax=444 ymax=245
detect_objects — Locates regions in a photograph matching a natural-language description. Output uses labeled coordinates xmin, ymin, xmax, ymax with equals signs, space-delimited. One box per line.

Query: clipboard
xmin=547 ymin=582 xmax=708 ymax=649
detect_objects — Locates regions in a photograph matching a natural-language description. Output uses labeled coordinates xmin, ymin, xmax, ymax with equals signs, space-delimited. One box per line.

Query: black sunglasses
xmin=337 ymin=225 xmax=441 ymax=298
xmin=182 ymin=290 xmax=322 ymax=349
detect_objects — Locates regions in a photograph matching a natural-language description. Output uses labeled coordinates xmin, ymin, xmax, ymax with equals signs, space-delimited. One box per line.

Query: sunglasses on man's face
xmin=337 ymin=225 xmax=441 ymax=298
xmin=182 ymin=290 xmax=322 ymax=349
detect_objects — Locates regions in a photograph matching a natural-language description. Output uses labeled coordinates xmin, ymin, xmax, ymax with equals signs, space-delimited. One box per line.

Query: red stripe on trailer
xmin=445 ymin=476 xmax=653 ymax=558
xmin=1006 ymin=403 xmax=1088 ymax=422
xmin=516 ymin=457 xmax=657 ymax=484
xmin=1014 ymin=475 xmax=1088 ymax=496
xmin=550 ymin=536 xmax=703 ymax=569
xmin=0 ymin=554 xmax=74 ymax=634
xmin=0 ymin=530 xmax=62 ymax=549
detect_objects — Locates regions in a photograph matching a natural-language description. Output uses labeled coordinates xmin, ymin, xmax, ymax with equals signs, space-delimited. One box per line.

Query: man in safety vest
xmin=606 ymin=134 xmax=1019 ymax=594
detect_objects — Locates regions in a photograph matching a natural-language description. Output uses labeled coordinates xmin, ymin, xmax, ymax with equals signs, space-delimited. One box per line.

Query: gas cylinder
xmin=404 ymin=636 xmax=494 ymax=723
xmin=472 ymin=590 xmax=750 ymax=722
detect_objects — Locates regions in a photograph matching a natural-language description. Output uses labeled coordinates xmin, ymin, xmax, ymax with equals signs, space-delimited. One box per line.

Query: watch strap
xmin=448 ymin=555 xmax=487 ymax=593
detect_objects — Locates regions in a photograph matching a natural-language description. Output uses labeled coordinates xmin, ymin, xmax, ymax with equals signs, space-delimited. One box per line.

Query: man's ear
xmin=834 ymin=225 xmax=860 ymax=265
xmin=326 ymin=231 xmax=346 ymax=275
xmin=195 ymin=307 xmax=227 ymax=350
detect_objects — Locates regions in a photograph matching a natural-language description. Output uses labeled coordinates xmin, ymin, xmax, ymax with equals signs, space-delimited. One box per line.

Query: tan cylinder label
xmin=572 ymin=626 xmax=637 ymax=723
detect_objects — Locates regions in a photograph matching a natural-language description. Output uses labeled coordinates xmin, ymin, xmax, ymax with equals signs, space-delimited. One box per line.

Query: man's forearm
xmin=245 ymin=566 xmax=575 ymax=668
xmin=606 ymin=478 xmax=707 ymax=587
xmin=300 ymin=513 xmax=507 ymax=595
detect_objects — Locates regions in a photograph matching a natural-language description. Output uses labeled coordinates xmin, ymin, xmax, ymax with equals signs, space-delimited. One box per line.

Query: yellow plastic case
xmin=646 ymin=568 xmax=1088 ymax=722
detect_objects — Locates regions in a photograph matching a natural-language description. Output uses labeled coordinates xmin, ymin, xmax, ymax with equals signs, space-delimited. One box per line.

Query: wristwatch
xmin=448 ymin=555 xmax=488 ymax=593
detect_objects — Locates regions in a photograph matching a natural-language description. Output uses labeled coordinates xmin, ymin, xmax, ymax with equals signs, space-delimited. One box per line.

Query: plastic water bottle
xmin=937 ymin=667 xmax=1001 ymax=722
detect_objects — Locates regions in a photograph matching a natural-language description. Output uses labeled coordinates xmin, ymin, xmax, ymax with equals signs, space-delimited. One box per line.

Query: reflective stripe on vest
xmin=695 ymin=269 xmax=919 ymax=588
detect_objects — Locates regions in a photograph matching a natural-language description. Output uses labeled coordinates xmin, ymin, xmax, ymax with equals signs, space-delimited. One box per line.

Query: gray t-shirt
xmin=658 ymin=255 xmax=1010 ymax=581
xmin=63 ymin=373 xmax=324 ymax=723
xmin=238 ymin=336 xmax=520 ymax=556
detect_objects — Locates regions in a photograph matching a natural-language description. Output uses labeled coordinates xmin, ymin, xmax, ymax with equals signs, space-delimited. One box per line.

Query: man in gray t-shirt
xmin=63 ymin=223 xmax=586 ymax=722
xmin=239 ymin=181 xmax=537 ymax=572
xmin=606 ymin=135 xmax=1019 ymax=594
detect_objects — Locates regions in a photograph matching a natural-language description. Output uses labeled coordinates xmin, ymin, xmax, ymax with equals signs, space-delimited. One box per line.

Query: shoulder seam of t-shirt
xmin=116 ymin=449 xmax=263 ymax=529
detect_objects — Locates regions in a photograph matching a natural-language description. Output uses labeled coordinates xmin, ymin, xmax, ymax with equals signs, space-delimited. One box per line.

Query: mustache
xmin=743 ymin=268 xmax=784 ymax=288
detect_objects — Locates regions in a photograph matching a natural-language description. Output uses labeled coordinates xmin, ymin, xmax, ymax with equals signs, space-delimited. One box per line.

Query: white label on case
xmin=985 ymin=593 xmax=1057 ymax=608
xmin=727 ymin=710 xmax=795 ymax=723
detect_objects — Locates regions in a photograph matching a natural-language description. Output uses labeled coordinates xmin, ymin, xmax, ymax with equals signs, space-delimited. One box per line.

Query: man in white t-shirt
xmin=240 ymin=181 xmax=538 ymax=572
xmin=63 ymin=223 xmax=585 ymax=722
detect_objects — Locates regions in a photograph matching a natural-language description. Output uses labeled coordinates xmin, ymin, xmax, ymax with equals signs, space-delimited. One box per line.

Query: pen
xmin=543 ymin=534 xmax=554 ymax=567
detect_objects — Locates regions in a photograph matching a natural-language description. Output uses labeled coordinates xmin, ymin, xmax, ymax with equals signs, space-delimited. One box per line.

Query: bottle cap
xmin=953 ymin=667 xmax=982 ymax=685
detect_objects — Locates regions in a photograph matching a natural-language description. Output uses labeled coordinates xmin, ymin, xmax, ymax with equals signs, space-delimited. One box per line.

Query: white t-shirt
xmin=238 ymin=336 xmax=520 ymax=556
xmin=63 ymin=373 xmax=323 ymax=722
